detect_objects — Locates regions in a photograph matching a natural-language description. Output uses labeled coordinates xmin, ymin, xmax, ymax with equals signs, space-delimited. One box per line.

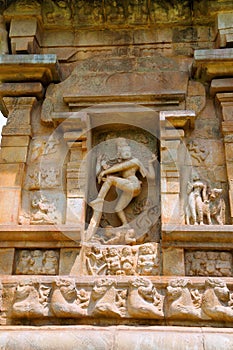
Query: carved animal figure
xmin=88 ymin=278 xmax=121 ymax=318
xmin=12 ymin=281 xmax=49 ymax=318
xmin=127 ymin=277 xmax=163 ymax=319
xmin=51 ymin=279 xmax=88 ymax=318
xmin=202 ymin=189 xmax=225 ymax=225
xmin=165 ymin=279 xmax=202 ymax=320
xmin=186 ymin=184 xmax=225 ymax=225
xmin=202 ymin=278 xmax=233 ymax=321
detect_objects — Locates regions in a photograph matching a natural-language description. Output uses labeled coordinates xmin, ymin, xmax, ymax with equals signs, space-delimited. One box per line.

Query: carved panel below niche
xmin=185 ymin=250 xmax=232 ymax=277
xmin=83 ymin=243 xmax=160 ymax=276
xmin=14 ymin=249 xmax=59 ymax=275
xmin=86 ymin=126 xmax=160 ymax=243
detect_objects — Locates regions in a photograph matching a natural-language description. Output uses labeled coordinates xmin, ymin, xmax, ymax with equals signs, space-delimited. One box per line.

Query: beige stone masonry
xmin=160 ymin=110 xmax=196 ymax=226
xmin=9 ymin=18 xmax=42 ymax=54
xmin=216 ymin=12 xmax=233 ymax=48
xmin=217 ymin=92 xmax=233 ymax=222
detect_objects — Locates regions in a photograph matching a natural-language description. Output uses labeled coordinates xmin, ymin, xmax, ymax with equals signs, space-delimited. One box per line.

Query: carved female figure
xmin=185 ymin=174 xmax=207 ymax=225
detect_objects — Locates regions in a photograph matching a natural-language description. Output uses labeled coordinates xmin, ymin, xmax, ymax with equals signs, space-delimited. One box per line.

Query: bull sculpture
xmin=185 ymin=177 xmax=225 ymax=225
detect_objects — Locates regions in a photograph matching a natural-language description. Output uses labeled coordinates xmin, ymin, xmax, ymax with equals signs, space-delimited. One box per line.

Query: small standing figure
xmin=106 ymin=248 xmax=122 ymax=275
xmin=43 ymin=250 xmax=58 ymax=274
xmin=185 ymin=174 xmax=207 ymax=225
xmin=31 ymin=250 xmax=43 ymax=274
xmin=121 ymin=247 xmax=135 ymax=275
xmin=137 ymin=243 xmax=159 ymax=276
xmin=16 ymin=250 xmax=34 ymax=274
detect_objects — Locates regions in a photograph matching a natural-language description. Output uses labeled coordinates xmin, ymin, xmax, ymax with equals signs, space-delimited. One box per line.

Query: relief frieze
xmin=0 ymin=277 xmax=232 ymax=324
xmin=84 ymin=243 xmax=160 ymax=276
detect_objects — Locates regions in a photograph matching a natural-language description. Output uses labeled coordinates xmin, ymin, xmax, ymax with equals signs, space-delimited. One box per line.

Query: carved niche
xmin=86 ymin=127 xmax=160 ymax=244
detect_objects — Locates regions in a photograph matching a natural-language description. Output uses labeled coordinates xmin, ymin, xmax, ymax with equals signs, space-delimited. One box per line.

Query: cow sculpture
xmin=186 ymin=186 xmax=225 ymax=225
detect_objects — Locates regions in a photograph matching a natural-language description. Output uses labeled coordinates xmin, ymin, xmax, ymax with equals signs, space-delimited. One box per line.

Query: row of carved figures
xmin=5 ymin=277 xmax=233 ymax=323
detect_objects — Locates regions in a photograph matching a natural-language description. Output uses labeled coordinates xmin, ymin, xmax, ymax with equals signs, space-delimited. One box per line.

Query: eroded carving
xmin=105 ymin=0 xmax=125 ymax=24
xmin=165 ymin=279 xmax=202 ymax=320
xmin=30 ymin=137 xmax=60 ymax=162
xmin=15 ymin=249 xmax=59 ymax=275
xmin=26 ymin=167 xmax=60 ymax=190
xmin=127 ymin=0 xmax=148 ymax=24
xmin=51 ymin=278 xmax=89 ymax=318
xmin=30 ymin=195 xmax=58 ymax=225
xmin=136 ymin=243 xmax=160 ymax=276
xmin=202 ymin=278 xmax=233 ymax=321
xmin=43 ymin=0 xmax=72 ymax=25
xmin=185 ymin=251 xmax=232 ymax=277
xmin=75 ymin=0 xmax=104 ymax=26
xmin=187 ymin=140 xmax=209 ymax=163
xmin=127 ymin=277 xmax=163 ymax=319
xmin=12 ymin=281 xmax=51 ymax=318
xmin=88 ymin=278 xmax=121 ymax=318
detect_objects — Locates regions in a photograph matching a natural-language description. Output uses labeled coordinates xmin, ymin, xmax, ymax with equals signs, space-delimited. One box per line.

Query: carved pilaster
xmin=217 ymin=92 xmax=233 ymax=223
xmin=0 ymin=97 xmax=36 ymax=224
xmin=160 ymin=110 xmax=196 ymax=226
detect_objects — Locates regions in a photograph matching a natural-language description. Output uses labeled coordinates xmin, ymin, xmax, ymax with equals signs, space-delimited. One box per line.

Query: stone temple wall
xmin=0 ymin=0 xmax=233 ymax=348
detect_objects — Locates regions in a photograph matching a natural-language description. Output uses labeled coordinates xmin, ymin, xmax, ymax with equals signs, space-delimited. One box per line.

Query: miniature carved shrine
xmin=0 ymin=0 xmax=233 ymax=348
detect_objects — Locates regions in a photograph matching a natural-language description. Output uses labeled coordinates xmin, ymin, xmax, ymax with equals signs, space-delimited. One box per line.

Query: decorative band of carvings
xmin=2 ymin=276 xmax=233 ymax=325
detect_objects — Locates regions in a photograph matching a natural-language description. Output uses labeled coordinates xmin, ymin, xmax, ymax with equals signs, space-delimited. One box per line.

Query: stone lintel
xmin=216 ymin=12 xmax=233 ymax=48
xmin=160 ymin=110 xmax=196 ymax=130
xmin=216 ymin=92 xmax=233 ymax=103
xmin=63 ymin=93 xmax=185 ymax=109
xmin=210 ymin=79 xmax=233 ymax=97
xmin=222 ymin=121 xmax=233 ymax=135
xmin=193 ymin=48 xmax=233 ymax=81
xmin=0 ymin=325 xmax=232 ymax=349
xmin=0 ymin=225 xmax=81 ymax=247
xmin=0 ymin=82 xmax=44 ymax=99
xmin=162 ymin=224 xmax=233 ymax=248
xmin=0 ymin=82 xmax=44 ymax=117
xmin=0 ymin=54 xmax=61 ymax=85
xmin=51 ymin=112 xmax=88 ymax=130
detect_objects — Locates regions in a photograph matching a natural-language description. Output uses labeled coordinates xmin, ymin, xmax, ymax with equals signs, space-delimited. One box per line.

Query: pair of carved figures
xmin=10 ymin=277 xmax=233 ymax=323
xmin=185 ymin=174 xmax=225 ymax=225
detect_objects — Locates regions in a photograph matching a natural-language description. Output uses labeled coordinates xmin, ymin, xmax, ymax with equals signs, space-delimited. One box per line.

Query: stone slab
xmin=0 ymin=326 xmax=233 ymax=350
xmin=0 ymin=248 xmax=14 ymax=274
xmin=162 ymin=224 xmax=233 ymax=249
xmin=0 ymin=54 xmax=61 ymax=84
xmin=1 ymin=136 xmax=30 ymax=147
xmin=59 ymin=248 xmax=81 ymax=275
xmin=162 ymin=247 xmax=185 ymax=275
xmin=0 ymin=225 xmax=81 ymax=246
xmin=210 ymin=78 xmax=233 ymax=96
xmin=0 ymin=82 xmax=43 ymax=100
xmin=0 ymin=326 xmax=113 ymax=350
xmin=0 ymin=188 xmax=20 ymax=224
xmin=0 ymin=146 xmax=28 ymax=163
xmin=193 ymin=48 xmax=233 ymax=81
xmin=0 ymin=164 xmax=24 ymax=187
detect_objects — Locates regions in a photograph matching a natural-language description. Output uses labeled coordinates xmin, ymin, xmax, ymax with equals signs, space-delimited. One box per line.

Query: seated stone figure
xmin=87 ymin=138 xmax=156 ymax=241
